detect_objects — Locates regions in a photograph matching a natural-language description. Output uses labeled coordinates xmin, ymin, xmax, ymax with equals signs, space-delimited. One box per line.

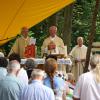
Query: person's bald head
xmin=7 ymin=60 xmax=20 ymax=76
xmin=49 ymin=26 xmax=57 ymax=37
xmin=77 ymin=37 xmax=83 ymax=47
xmin=21 ymin=27 xmax=29 ymax=38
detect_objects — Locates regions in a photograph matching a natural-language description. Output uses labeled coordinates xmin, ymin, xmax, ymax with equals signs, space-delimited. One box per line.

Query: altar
xmin=21 ymin=58 xmax=72 ymax=65
xmin=21 ymin=58 xmax=72 ymax=74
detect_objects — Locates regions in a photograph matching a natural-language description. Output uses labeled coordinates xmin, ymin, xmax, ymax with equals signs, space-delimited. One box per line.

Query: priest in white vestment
xmin=41 ymin=26 xmax=67 ymax=73
xmin=9 ymin=27 xmax=36 ymax=58
xmin=41 ymin=26 xmax=65 ymax=56
xmin=69 ymin=37 xmax=87 ymax=81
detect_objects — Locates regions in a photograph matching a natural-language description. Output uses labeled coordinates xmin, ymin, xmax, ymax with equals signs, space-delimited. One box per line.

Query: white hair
xmin=49 ymin=26 xmax=57 ymax=31
xmin=92 ymin=54 xmax=100 ymax=83
xmin=67 ymin=73 xmax=74 ymax=81
xmin=77 ymin=37 xmax=83 ymax=41
xmin=31 ymin=69 xmax=45 ymax=78
xmin=0 ymin=52 xmax=4 ymax=57
xmin=8 ymin=60 xmax=20 ymax=70
xmin=90 ymin=54 xmax=100 ymax=66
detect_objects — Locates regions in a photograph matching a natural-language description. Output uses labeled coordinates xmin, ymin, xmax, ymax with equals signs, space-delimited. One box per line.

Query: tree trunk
xmin=84 ymin=0 xmax=100 ymax=72
xmin=62 ymin=4 xmax=74 ymax=53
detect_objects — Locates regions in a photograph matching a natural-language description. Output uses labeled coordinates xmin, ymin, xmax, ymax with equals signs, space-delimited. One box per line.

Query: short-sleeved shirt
xmin=0 ymin=74 xmax=23 ymax=100
xmin=20 ymin=80 xmax=55 ymax=100
xmin=73 ymin=71 xmax=100 ymax=100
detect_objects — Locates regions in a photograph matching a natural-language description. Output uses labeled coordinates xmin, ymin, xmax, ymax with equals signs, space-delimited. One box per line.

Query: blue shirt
xmin=44 ymin=76 xmax=66 ymax=98
xmin=20 ymin=80 xmax=55 ymax=100
xmin=0 ymin=67 xmax=7 ymax=80
xmin=0 ymin=74 xmax=23 ymax=100
xmin=44 ymin=76 xmax=65 ymax=89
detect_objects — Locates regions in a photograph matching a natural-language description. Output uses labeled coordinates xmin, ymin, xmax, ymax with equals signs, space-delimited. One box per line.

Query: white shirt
xmin=17 ymin=68 xmax=28 ymax=86
xmin=50 ymin=35 xmax=56 ymax=41
xmin=69 ymin=45 xmax=87 ymax=60
xmin=73 ymin=71 xmax=100 ymax=100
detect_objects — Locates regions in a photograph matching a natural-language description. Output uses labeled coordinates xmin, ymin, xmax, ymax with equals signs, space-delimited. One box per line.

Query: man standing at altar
xmin=41 ymin=26 xmax=67 ymax=74
xmin=69 ymin=37 xmax=87 ymax=81
xmin=41 ymin=26 xmax=65 ymax=57
xmin=9 ymin=27 xmax=36 ymax=58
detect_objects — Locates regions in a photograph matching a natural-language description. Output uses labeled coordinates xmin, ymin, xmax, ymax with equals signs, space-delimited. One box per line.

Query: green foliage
xmin=72 ymin=0 xmax=100 ymax=47
xmin=29 ymin=21 xmax=49 ymax=56
xmin=2 ymin=0 xmax=100 ymax=56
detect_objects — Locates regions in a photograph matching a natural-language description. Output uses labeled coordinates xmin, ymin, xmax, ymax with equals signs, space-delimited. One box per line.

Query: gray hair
xmin=49 ymin=26 xmax=57 ymax=31
xmin=8 ymin=60 xmax=20 ymax=70
xmin=31 ymin=69 xmax=45 ymax=78
xmin=67 ymin=73 xmax=74 ymax=81
xmin=25 ymin=59 xmax=35 ymax=68
xmin=77 ymin=37 xmax=83 ymax=41
xmin=0 ymin=52 xmax=4 ymax=57
xmin=90 ymin=54 xmax=100 ymax=67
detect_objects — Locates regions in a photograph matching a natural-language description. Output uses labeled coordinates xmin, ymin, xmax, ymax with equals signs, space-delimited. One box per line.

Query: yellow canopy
xmin=0 ymin=0 xmax=75 ymax=46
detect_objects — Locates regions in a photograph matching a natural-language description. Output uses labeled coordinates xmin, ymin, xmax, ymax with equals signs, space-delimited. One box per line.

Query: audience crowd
xmin=0 ymin=51 xmax=100 ymax=100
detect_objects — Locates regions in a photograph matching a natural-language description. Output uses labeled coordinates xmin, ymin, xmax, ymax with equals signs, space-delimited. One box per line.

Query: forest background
xmin=1 ymin=0 xmax=100 ymax=57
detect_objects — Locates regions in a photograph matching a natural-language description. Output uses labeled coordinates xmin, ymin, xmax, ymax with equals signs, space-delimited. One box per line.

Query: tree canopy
xmin=1 ymin=0 xmax=100 ymax=56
